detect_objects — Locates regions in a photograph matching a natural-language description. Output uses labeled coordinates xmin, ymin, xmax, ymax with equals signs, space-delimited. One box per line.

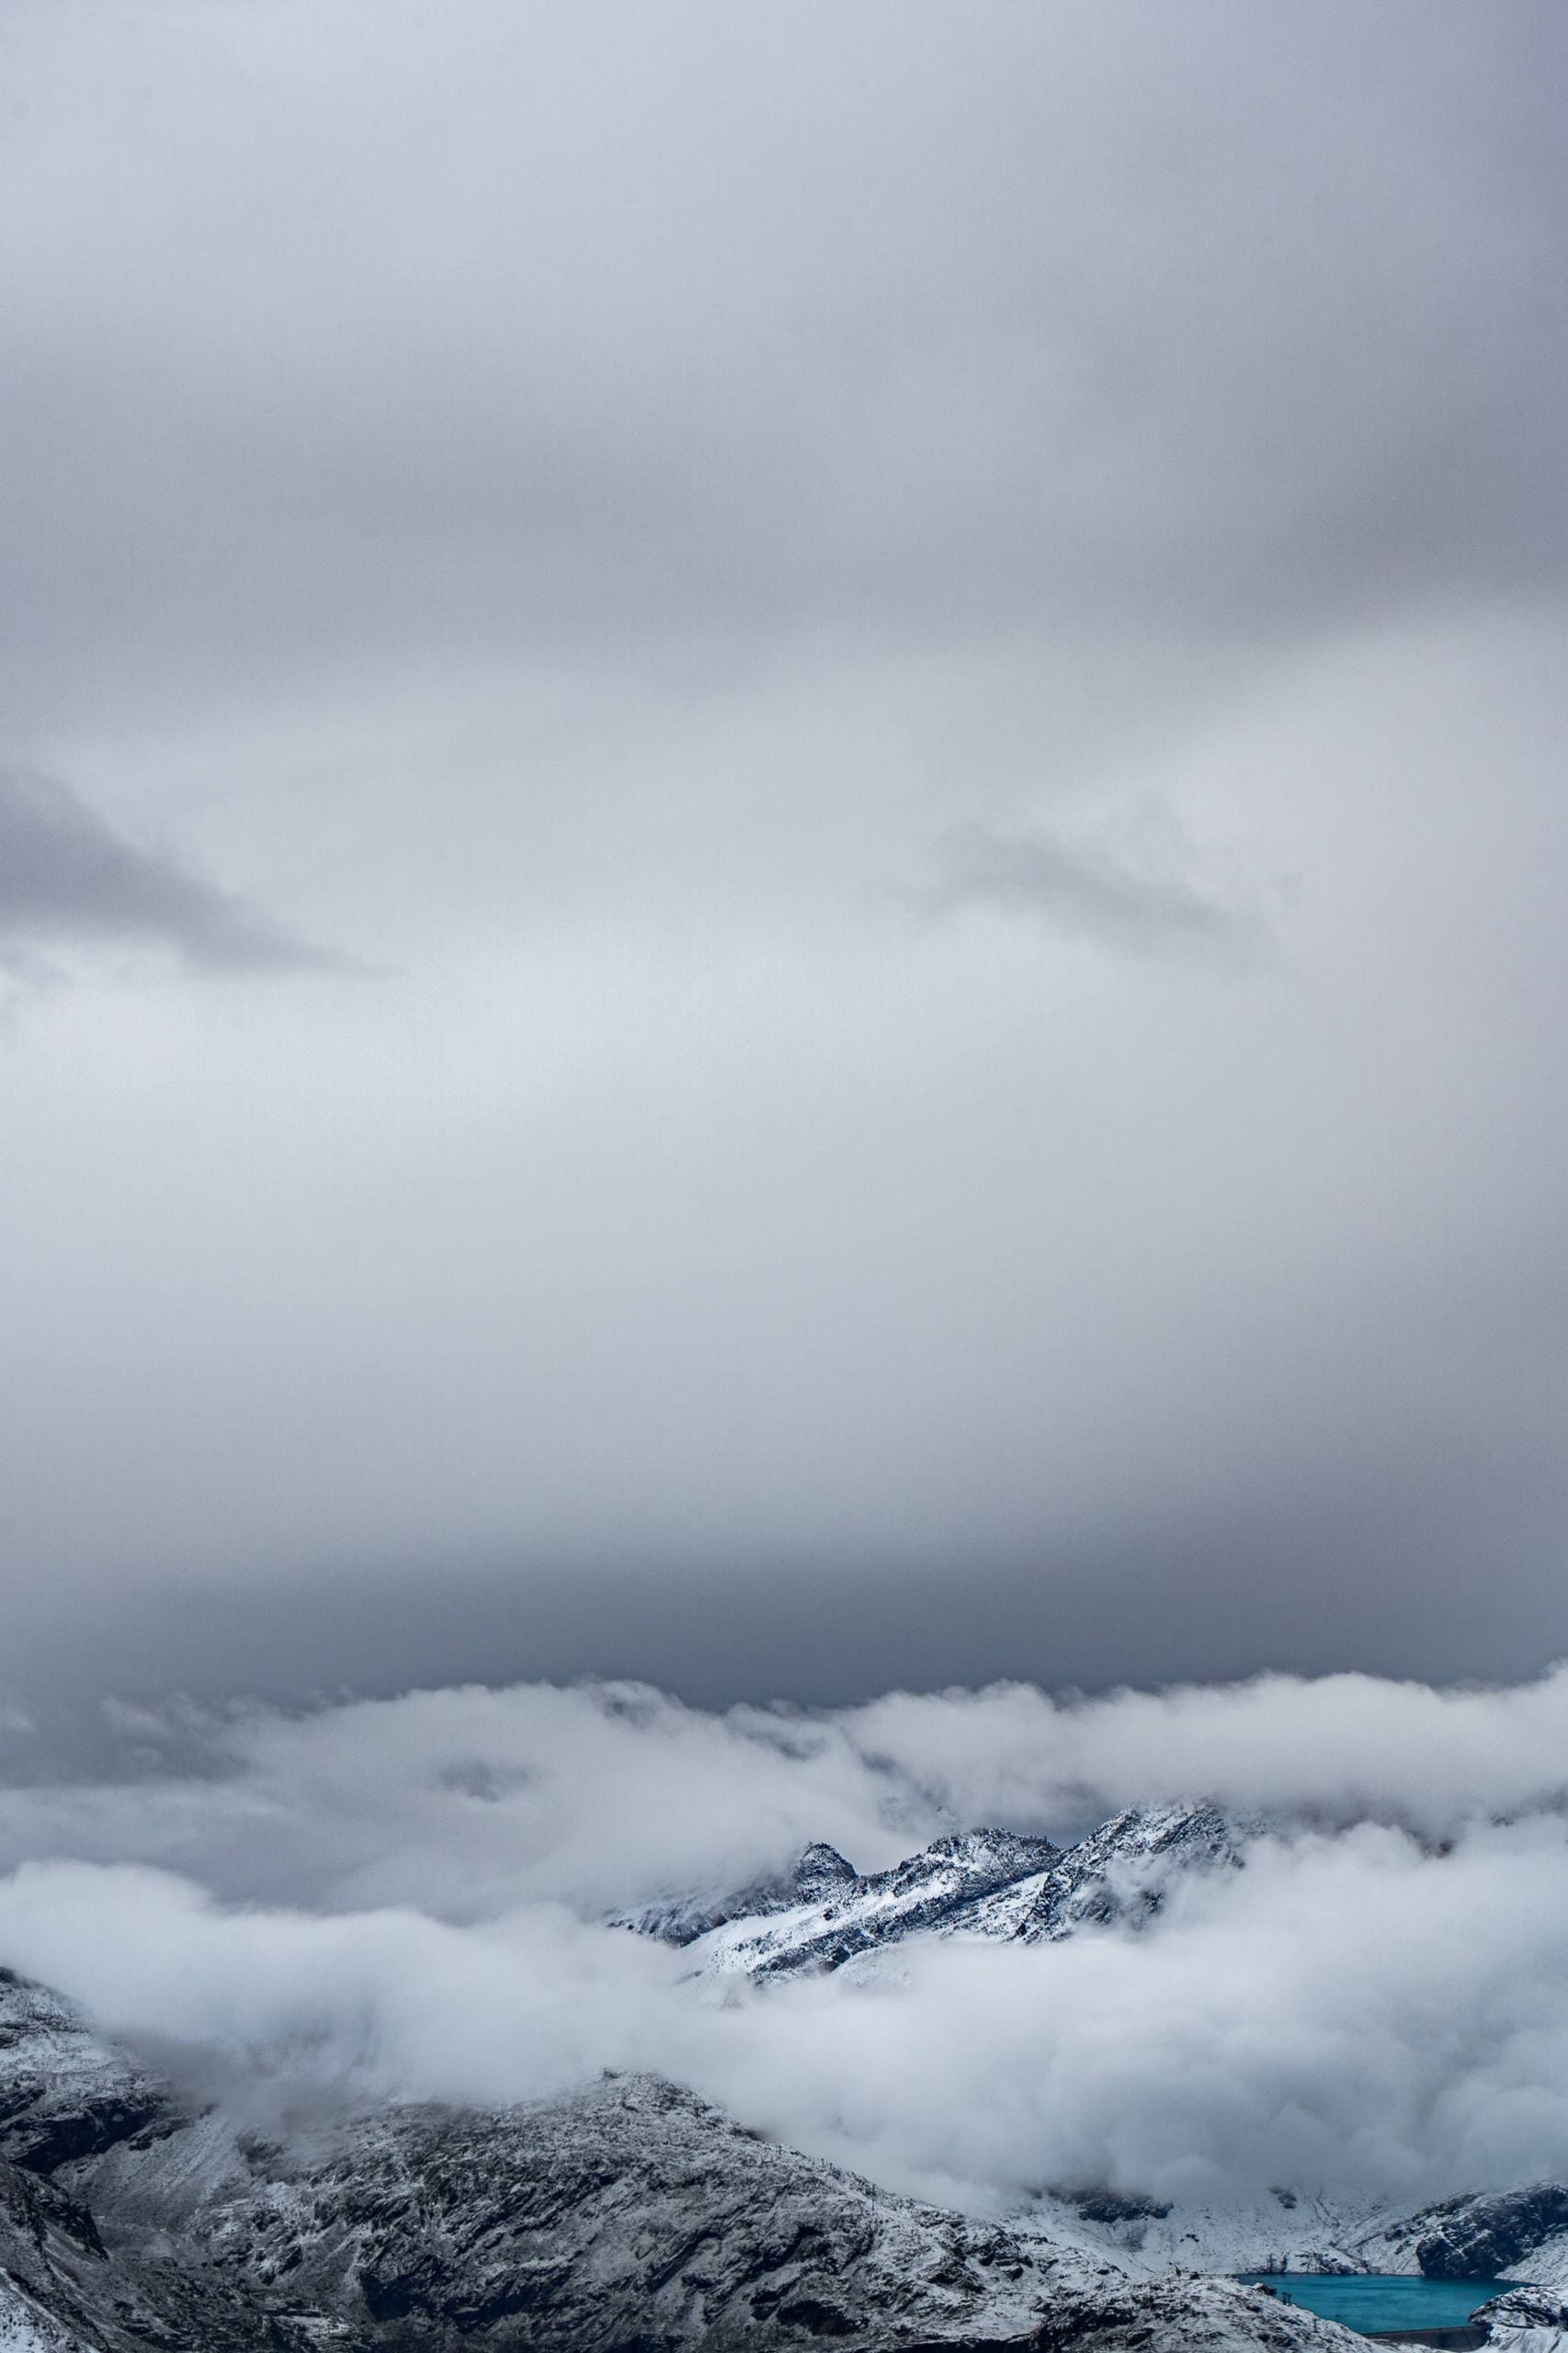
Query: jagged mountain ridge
xmin=610 ymin=1840 xmax=864 ymax=1947
xmin=621 ymin=1803 xmax=1254 ymax=1982
xmin=0 ymin=1966 xmax=1360 ymax=2353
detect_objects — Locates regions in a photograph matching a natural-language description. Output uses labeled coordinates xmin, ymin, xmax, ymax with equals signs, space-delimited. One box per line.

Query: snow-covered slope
xmin=1478 ymin=2287 xmax=1568 ymax=2351
xmin=685 ymin=1826 xmax=1061 ymax=1980
xmin=609 ymin=1839 xmax=864 ymax=1945
xmin=184 ymin=2072 xmax=1349 ymax=2351
xmin=959 ymin=1802 xmax=1253 ymax=1945
xmin=0 ymin=1972 xmax=174 ymax=2174
xmin=634 ymin=1804 xmax=1255 ymax=1982
xmin=1033 ymin=2180 xmax=1568 ymax=2302
xmin=1020 ymin=2187 xmax=1408 ymax=2281
xmin=0 ymin=1962 xmax=1363 ymax=2353
xmin=113 ymin=2070 xmax=1383 ymax=2350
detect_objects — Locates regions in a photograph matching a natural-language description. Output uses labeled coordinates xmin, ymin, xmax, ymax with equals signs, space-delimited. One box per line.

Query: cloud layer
xmin=5 ymin=4 xmax=1566 ymax=733
xmin=2 ymin=1671 xmax=1568 ymax=2215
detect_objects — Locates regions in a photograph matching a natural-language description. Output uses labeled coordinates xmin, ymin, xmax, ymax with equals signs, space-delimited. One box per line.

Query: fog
xmin=2 ymin=1672 xmax=1568 ymax=2212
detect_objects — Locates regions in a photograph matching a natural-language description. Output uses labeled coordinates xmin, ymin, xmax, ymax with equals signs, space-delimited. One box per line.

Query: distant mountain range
xmin=612 ymin=1802 xmax=1252 ymax=1979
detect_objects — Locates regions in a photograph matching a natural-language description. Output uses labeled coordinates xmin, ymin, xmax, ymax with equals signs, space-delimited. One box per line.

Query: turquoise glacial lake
xmin=1236 ymin=2274 xmax=1513 ymax=2333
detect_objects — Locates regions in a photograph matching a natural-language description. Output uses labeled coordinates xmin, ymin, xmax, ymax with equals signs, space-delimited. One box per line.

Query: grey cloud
xmin=0 ymin=609 xmax=1562 ymax=1711
xmin=1 ymin=4 xmax=1566 ymax=737
xmin=0 ymin=7 xmax=1562 ymax=1726
xmin=7 ymin=1669 xmax=1568 ymax=1914
xmin=924 ymin=818 xmax=1264 ymax=955
xmin=0 ymin=767 xmax=331 ymax=972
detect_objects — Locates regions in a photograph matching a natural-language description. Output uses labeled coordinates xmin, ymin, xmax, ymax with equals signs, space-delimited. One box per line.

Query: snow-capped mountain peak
xmin=622 ymin=1801 xmax=1260 ymax=1983
xmin=993 ymin=1800 xmax=1256 ymax=1945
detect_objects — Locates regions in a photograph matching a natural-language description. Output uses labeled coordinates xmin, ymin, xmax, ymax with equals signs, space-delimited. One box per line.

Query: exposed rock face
xmin=646 ymin=1806 xmax=1256 ymax=1984
xmin=126 ymin=2075 xmax=1369 ymax=2353
xmin=0 ymin=1973 xmax=175 ymax=2176
xmin=796 ymin=1842 xmax=862 ymax=1903
xmin=1411 ymin=2186 xmax=1568 ymax=2279
xmin=609 ymin=1843 xmax=860 ymax=1947
xmin=203 ymin=2074 xmax=1079 ymax=2349
xmin=1063 ymin=2192 xmax=1173 ymax=2228
xmin=0 ymin=2146 xmax=267 ymax=2353
xmin=1000 ymin=1805 xmax=1250 ymax=1945
xmin=0 ymin=1966 xmax=1358 ymax=2353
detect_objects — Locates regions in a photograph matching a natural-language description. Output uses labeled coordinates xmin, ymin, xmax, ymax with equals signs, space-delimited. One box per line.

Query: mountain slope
xmin=106 ymin=2073 xmax=1370 ymax=2353
xmin=610 ymin=1840 xmax=864 ymax=1947
xmin=0 ymin=1972 xmax=174 ymax=2175
xmin=1378 ymin=2188 xmax=1568 ymax=2297
xmin=0 ymin=1965 xmax=1360 ymax=2353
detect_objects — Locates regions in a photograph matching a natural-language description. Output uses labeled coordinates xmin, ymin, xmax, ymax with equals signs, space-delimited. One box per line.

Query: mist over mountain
xmin=1 ymin=1671 xmax=1567 ymax=2224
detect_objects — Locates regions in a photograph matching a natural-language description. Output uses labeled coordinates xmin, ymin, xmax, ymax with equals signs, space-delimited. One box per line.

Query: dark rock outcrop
xmin=0 ymin=1970 xmax=177 ymax=2176
xmin=1412 ymin=2184 xmax=1568 ymax=2279
xmin=1064 ymin=2192 xmax=1173 ymax=2228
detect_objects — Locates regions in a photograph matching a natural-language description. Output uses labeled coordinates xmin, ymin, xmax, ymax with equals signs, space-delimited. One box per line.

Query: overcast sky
xmin=2 ymin=0 xmax=1566 ymax=1711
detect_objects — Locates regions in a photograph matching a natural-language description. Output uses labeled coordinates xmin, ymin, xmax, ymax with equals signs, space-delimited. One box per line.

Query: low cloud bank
xmin=6 ymin=1666 xmax=1568 ymax=1910
xmin=1 ymin=1669 xmax=1567 ymax=2213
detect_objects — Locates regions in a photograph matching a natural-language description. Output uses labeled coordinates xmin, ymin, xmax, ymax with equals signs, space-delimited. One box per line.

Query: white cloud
xmin=7 ymin=1669 xmax=1568 ymax=1920
xmin=4 ymin=1672 xmax=1568 ymax=2216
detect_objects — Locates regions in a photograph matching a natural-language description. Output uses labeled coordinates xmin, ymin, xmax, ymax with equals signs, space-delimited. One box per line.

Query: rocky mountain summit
xmin=623 ymin=1804 xmax=1254 ymax=1983
xmin=0 ymin=1964 xmax=1358 ymax=2353
xmin=609 ymin=1839 xmax=865 ymax=1947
